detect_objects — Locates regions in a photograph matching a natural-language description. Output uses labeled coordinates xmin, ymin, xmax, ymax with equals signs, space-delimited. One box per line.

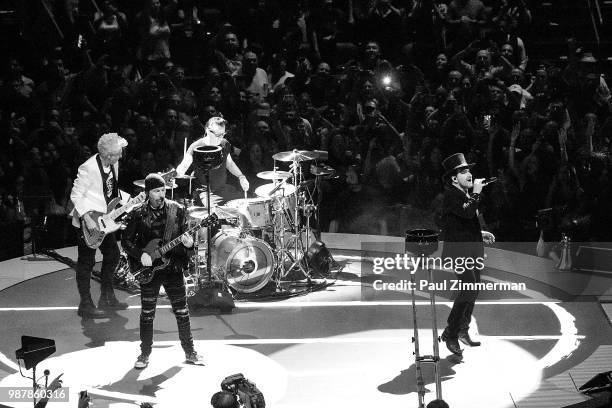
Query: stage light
xmin=382 ymin=76 xmax=391 ymax=86
xmin=15 ymin=336 xmax=55 ymax=370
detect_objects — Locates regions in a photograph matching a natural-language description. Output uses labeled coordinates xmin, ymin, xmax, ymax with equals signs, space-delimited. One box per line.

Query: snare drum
xmin=225 ymin=198 xmax=273 ymax=229
xmin=210 ymin=230 xmax=275 ymax=293
xmin=254 ymin=182 xmax=297 ymax=226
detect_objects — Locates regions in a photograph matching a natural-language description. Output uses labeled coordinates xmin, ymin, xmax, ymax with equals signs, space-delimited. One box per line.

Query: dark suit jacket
xmin=440 ymin=185 xmax=484 ymax=260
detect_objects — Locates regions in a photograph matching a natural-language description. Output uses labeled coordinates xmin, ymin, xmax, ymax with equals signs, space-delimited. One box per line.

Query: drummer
xmin=176 ymin=117 xmax=249 ymax=206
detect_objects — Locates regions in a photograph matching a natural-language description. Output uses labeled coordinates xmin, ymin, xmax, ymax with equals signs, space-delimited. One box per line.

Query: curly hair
xmin=97 ymin=132 xmax=127 ymax=156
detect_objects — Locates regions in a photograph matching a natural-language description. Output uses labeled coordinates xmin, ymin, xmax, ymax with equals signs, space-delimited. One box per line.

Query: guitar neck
xmin=108 ymin=195 xmax=143 ymax=219
xmin=158 ymin=216 xmax=214 ymax=257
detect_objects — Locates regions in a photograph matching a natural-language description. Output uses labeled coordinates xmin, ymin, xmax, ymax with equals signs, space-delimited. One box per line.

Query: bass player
xmin=70 ymin=132 xmax=129 ymax=318
xmin=121 ymin=173 xmax=204 ymax=369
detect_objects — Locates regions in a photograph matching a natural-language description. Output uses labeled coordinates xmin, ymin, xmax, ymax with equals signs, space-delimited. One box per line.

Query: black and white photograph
xmin=0 ymin=1 xmax=611 ymax=407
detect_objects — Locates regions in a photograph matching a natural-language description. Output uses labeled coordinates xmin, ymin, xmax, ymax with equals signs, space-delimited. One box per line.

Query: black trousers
xmin=446 ymin=267 xmax=481 ymax=337
xmin=75 ymin=229 xmax=120 ymax=298
xmin=139 ymin=266 xmax=194 ymax=356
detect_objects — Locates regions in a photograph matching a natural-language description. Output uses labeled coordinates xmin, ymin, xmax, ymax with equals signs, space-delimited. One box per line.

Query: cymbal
xmin=255 ymin=183 xmax=296 ymax=198
xmin=310 ymin=150 xmax=328 ymax=161
xmin=214 ymin=206 xmax=241 ymax=218
xmin=272 ymin=150 xmax=317 ymax=162
xmin=187 ymin=206 xmax=211 ymax=219
xmin=174 ymin=174 xmax=195 ymax=180
xmin=133 ymin=179 xmax=178 ymax=189
xmin=257 ymin=170 xmax=292 ymax=180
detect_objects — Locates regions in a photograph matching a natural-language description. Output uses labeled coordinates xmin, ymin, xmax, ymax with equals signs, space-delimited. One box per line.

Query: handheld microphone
xmin=482 ymin=177 xmax=497 ymax=185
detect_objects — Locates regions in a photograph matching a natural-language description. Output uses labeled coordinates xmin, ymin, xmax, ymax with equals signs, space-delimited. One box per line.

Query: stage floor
xmin=0 ymin=236 xmax=611 ymax=408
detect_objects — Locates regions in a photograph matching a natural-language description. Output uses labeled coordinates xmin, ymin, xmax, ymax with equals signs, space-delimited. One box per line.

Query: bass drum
xmin=211 ymin=230 xmax=275 ymax=293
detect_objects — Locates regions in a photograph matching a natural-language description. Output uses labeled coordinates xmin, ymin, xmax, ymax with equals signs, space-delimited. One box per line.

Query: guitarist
xmin=70 ymin=132 xmax=129 ymax=318
xmin=121 ymin=173 xmax=204 ymax=369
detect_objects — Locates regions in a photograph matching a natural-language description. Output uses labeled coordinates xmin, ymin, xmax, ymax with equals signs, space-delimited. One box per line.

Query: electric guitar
xmin=81 ymin=169 xmax=177 ymax=249
xmin=131 ymin=213 xmax=218 ymax=284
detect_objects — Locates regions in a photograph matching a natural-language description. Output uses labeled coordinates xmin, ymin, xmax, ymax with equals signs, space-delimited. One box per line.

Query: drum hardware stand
xmin=269 ymin=168 xmax=310 ymax=288
xmin=406 ymin=229 xmax=442 ymax=407
xmin=285 ymin=155 xmax=312 ymax=281
xmin=272 ymin=186 xmax=297 ymax=289
xmin=189 ymin=146 xmax=234 ymax=311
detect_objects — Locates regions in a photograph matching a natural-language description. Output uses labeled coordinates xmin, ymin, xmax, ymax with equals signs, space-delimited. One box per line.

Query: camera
xmin=220 ymin=373 xmax=265 ymax=408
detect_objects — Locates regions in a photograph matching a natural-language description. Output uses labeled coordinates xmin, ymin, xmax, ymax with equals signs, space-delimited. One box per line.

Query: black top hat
xmin=442 ymin=153 xmax=475 ymax=177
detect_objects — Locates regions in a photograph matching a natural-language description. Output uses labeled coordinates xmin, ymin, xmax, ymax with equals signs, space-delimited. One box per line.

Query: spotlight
xmin=15 ymin=336 xmax=56 ymax=370
xmin=15 ymin=336 xmax=56 ymax=406
xmin=382 ymin=75 xmax=391 ymax=86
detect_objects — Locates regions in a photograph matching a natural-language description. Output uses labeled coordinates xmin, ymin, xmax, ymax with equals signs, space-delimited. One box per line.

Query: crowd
xmin=1 ymin=0 xmax=611 ymax=260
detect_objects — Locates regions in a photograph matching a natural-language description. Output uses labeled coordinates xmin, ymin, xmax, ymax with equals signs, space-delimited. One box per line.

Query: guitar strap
xmin=163 ymin=201 xmax=178 ymax=245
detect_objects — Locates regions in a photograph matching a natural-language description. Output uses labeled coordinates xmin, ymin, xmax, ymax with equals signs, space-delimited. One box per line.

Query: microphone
xmin=482 ymin=177 xmax=497 ymax=185
xmin=44 ymin=369 xmax=50 ymax=388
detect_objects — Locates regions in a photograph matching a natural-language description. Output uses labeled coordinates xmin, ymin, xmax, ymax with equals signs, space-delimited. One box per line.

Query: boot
xmin=78 ymin=295 xmax=107 ymax=318
xmin=98 ymin=285 xmax=129 ymax=310
xmin=458 ymin=330 xmax=481 ymax=347
xmin=441 ymin=327 xmax=463 ymax=355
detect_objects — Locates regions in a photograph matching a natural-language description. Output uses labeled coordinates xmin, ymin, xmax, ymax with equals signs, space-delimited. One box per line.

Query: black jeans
xmin=139 ymin=266 xmax=194 ymax=356
xmin=446 ymin=267 xmax=481 ymax=337
xmin=75 ymin=229 xmax=120 ymax=298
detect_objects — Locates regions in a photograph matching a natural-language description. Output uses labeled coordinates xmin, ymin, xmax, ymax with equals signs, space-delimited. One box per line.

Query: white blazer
xmin=70 ymin=154 xmax=120 ymax=228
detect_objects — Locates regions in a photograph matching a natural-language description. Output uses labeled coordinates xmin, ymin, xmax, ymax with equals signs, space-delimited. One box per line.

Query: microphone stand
xmin=205 ymin=172 xmax=212 ymax=283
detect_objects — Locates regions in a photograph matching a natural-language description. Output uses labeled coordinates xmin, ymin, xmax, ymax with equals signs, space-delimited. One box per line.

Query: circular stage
xmin=0 ymin=234 xmax=611 ymax=408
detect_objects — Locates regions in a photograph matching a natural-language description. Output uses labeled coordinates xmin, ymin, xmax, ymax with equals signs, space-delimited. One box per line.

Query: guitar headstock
xmin=161 ymin=169 xmax=177 ymax=182
xmin=134 ymin=192 xmax=146 ymax=203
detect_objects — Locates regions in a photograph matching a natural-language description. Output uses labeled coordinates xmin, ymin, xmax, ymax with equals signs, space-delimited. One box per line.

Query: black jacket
xmin=440 ymin=185 xmax=484 ymax=259
xmin=121 ymin=199 xmax=192 ymax=270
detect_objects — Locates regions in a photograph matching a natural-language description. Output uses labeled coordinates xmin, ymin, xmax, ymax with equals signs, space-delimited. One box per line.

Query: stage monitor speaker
xmin=579 ymin=371 xmax=612 ymax=394
xmin=563 ymin=371 xmax=612 ymax=408
xmin=561 ymin=394 xmax=611 ymax=408
xmin=15 ymin=336 xmax=56 ymax=370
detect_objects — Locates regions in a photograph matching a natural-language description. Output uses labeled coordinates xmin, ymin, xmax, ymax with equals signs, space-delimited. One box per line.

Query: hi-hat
xmin=272 ymin=150 xmax=317 ymax=162
xmin=133 ymin=179 xmax=178 ymax=189
xmin=257 ymin=170 xmax=292 ymax=180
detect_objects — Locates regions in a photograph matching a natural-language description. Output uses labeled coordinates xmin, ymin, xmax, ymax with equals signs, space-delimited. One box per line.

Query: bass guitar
xmin=81 ymin=169 xmax=176 ymax=249
xmin=82 ymin=193 xmax=145 ymax=249
xmin=131 ymin=213 xmax=218 ymax=284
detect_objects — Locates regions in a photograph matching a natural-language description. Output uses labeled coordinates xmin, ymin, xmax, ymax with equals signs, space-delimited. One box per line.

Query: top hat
xmin=442 ymin=153 xmax=475 ymax=177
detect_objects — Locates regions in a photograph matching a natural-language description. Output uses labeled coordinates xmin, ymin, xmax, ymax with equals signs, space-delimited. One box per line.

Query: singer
xmin=439 ymin=153 xmax=495 ymax=356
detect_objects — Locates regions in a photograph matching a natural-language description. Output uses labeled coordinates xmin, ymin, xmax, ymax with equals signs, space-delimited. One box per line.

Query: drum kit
xmin=127 ymin=148 xmax=335 ymax=297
